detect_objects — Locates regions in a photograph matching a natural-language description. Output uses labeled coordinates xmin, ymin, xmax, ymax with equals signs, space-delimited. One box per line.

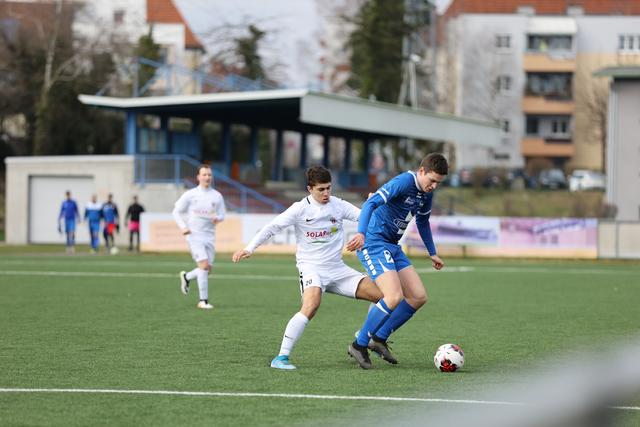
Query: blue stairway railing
xmin=135 ymin=154 xmax=284 ymax=213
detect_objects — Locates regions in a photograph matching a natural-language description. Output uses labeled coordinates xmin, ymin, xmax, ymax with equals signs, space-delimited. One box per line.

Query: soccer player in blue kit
xmin=58 ymin=191 xmax=80 ymax=254
xmin=84 ymin=194 xmax=103 ymax=254
xmin=101 ymin=194 xmax=120 ymax=254
xmin=345 ymin=153 xmax=448 ymax=369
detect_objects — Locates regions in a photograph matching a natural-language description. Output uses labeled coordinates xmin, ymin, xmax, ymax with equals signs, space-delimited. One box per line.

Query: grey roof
xmin=78 ymin=89 xmax=500 ymax=148
xmin=594 ymin=66 xmax=640 ymax=79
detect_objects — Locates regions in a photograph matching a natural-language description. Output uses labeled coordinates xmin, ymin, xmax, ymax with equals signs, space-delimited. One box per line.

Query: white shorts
xmin=188 ymin=240 xmax=215 ymax=265
xmin=297 ymin=262 xmax=366 ymax=298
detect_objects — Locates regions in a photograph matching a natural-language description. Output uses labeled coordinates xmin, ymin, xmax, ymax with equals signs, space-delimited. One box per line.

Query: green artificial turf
xmin=0 ymin=249 xmax=638 ymax=426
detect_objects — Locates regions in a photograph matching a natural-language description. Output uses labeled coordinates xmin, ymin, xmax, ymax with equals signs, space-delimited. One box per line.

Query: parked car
xmin=569 ymin=170 xmax=605 ymax=191
xmin=538 ymin=168 xmax=567 ymax=189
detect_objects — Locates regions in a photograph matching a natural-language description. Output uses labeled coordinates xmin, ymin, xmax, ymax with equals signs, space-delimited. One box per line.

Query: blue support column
xmin=343 ymin=137 xmax=352 ymax=171
xmin=272 ymin=129 xmax=284 ymax=181
xmin=125 ymin=111 xmax=137 ymax=154
xmin=363 ymin=138 xmax=371 ymax=171
xmin=250 ymin=125 xmax=259 ymax=166
xmin=160 ymin=116 xmax=170 ymax=153
xmin=323 ymin=134 xmax=330 ymax=167
xmin=222 ymin=121 xmax=232 ymax=171
xmin=299 ymin=132 xmax=308 ymax=168
xmin=192 ymin=119 xmax=203 ymax=159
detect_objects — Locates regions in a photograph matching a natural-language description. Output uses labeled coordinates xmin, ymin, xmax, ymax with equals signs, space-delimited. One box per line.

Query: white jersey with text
xmin=172 ymin=186 xmax=226 ymax=243
xmin=245 ymin=195 xmax=360 ymax=266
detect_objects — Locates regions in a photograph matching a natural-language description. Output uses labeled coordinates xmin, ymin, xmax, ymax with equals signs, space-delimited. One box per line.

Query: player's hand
xmin=346 ymin=233 xmax=365 ymax=252
xmin=57 ymin=225 xmax=62 ymax=234
xmin=182 ymin=228 xmax=191 ymax=235
xmin=232 ymin=249 xmax=251 ymax=263
xmin=430 ymin=255 xmax=444 ymax=270
xmin=367 ymin=192 xmax=374 ymax=199
xmin=116 ymin=224 xmax=120 ymax=233
xmin=211 ymin=216 xmax=222 ymax=225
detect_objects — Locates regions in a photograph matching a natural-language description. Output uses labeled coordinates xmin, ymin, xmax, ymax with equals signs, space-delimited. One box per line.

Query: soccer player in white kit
xmin=232 ymin=166 xmax=383 ymax=370
xmin=173 ymin=165 xmax=226 ymax=310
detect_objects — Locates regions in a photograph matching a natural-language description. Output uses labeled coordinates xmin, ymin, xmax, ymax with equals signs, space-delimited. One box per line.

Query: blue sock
xmin=356 ymin=299 xmax=393 ymax=347
xmin=374 ymin=299 xmax=416 ymax=341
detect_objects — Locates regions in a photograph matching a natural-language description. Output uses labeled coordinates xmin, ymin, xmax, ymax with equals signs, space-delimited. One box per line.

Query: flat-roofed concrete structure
xmin=595 ymin=66 xmax=640 ymax=221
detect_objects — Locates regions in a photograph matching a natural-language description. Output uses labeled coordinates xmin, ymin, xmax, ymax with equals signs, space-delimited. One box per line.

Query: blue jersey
xmin=358 ymin=171 xmax=436 ymax=255
xmin=59 ymin=199 xmax=79 ymax=221
xmin=84 ymin=202 xmax=102 ymax=224
xmin=101 ymin=202 xmax=119 ymax=224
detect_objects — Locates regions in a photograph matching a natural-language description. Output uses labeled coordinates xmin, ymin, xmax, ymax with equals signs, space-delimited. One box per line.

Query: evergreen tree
xmin=236 ymin=25 xmax=266 ymax=80
xmin=134 ymin=29 xmax=162 ymax=94
xmin=347 ymin=0 xmax=407 ymax=103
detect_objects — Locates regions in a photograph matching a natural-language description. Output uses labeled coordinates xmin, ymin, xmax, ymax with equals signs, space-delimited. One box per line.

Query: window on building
xmin=551 ymin=117 xmax=570 ymax=137
xmin=113 ymin=9 xmax=125 ymax=25
xmin=618 ymin=34 xmax=640 ymax=52
xmin=527 ymin=35 xmax=572 ymax=52
xmin=526 ymin=116 xmax=539 ymax=135
xmin=499 ymin=119 xmax=510 ymax=133
xmin=496 ymin=34 xmax=511 ymax=49
xmin=496 ymin=75 xmax=512 ymax=92
xmin=494 ymin=153 xmax=510 ymax=160
xmin=526 ymin=72 xmax=572 ymax=99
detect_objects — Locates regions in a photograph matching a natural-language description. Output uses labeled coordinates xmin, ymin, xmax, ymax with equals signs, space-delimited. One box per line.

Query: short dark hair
xmin=420 ymin=153 xmax=449 ymax=175
xmin=306 ymin=165 xmax=332 ymax=188
xmin=197 ymin=164 xmax=211 ymax=175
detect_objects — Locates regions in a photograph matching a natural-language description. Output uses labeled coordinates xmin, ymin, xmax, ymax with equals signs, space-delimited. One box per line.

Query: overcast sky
xmin=175 ymin=0 xmax=453 ymax=87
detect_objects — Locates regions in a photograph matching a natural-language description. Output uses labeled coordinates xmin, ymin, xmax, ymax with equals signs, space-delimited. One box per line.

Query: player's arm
xmin=212 ymin=194 xmax=226 ymax=225
xmin=415 ymin=196 xmax=443 ymax=270
xmin=172 ymin=193 xmax=190 ymax=235
xmin=347 ymin=178 xmax=404 ymax=251
xmin=232 ymin=203 xmax=299 ymax=263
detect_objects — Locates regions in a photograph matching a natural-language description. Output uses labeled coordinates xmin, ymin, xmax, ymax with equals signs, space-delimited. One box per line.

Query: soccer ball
xmin=434 ymin=343 xmax=465 ymax=372
xmin=110 ymin=246 xmax=119 ymax=255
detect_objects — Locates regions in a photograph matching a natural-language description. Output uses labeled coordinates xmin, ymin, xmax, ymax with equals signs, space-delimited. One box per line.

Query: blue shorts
xmin=357 ymin=242 xmax=412 ymax=281
xmin=64 ymin=219 xmax=76 ymax=233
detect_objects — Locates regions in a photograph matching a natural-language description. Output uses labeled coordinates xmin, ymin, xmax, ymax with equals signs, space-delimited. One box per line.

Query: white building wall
xmin=450 ymin=14 xmax=528 ymax=169
xmin=5 ymin=156 xmax=183 ymax=244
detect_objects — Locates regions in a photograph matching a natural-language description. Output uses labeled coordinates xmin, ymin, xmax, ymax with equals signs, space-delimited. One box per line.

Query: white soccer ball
xmin=110 ymin=246 xmax=119 ymax=255
xmin=434 ymin=343 xmax=465 ymax=372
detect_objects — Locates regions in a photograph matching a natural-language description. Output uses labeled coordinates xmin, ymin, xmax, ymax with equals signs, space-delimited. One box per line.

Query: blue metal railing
xmin=135 ymin=154 xmax=284 ymax=213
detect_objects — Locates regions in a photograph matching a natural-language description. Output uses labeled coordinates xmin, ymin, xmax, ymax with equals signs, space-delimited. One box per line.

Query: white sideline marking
xmin=0 ymin=388 xmax=638 ymax=411
xmin=0 ymin=270 xmax=281 ymax=281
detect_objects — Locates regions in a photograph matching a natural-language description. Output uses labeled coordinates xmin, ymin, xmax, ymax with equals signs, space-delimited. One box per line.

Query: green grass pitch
xmin=0 ymin=247 xmax=639 ymax=426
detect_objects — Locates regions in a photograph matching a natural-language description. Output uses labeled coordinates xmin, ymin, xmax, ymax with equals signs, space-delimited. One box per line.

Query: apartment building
xmin=439 ymin=0 xmax=640 ymax=172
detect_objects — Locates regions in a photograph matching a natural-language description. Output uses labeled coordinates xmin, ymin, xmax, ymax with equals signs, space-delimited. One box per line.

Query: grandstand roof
xmin=78 ymin=89 xmax=500 ymax=148
xmin=146 ymin=0 xmax=203 ymax=50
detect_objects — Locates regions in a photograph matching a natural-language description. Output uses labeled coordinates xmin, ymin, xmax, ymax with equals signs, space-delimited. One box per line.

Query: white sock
xmin=196 ymin=268 xmax=208 ymax=300
xmin=278 ymin=312 xmax=309 ymax=357
xmin=186 ymin=268 xmax=199 ymax=281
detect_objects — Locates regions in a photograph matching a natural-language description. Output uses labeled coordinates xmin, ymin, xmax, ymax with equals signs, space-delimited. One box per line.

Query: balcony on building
xmin=524 ymin=17 xmax=576 ymax=73
xmin=521 ymin=115 xmax=574 ymax=157
xmin=522 ymin=72 xmax=574 ymax=114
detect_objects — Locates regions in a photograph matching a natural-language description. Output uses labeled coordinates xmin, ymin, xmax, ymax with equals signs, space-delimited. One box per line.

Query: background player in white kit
xmin=232 ymin=166 xmax=383 ymax=370
xmin=173 ymin=165 xmax=226 ymax=310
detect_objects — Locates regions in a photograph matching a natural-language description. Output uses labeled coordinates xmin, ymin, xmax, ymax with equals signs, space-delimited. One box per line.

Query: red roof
xmin=146 ymin=0 xmax=204 ymax=51
xmin=444 ymin=0 xmax=640 ymax=17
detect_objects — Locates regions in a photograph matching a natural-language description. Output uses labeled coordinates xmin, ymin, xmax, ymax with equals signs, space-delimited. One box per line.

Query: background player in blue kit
xmin=58 ymin=190 xmax=80 ymax=254
xmin=101 ymin=193 xmax=120 ymax=254
xmin=84 ymin=194 xmax=103 ymax=254
xmin=346 ymin=153 xmax=448 ymax=369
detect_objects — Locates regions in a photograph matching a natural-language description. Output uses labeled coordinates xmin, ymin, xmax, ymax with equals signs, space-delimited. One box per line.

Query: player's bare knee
xmin=300 ymin=302 xmax=320 ymax=319
xmin=409 ymin=294 xmax=427 ymax=308
xmin=385 ymin=293 xmax=403 ymax=309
